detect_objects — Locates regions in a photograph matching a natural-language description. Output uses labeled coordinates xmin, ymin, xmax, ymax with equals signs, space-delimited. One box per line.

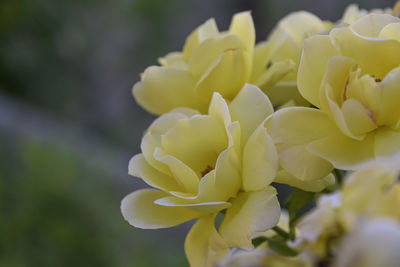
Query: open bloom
xmin=251 ymin=11 xmax=332 ymax=106
xmin=122 ymin=84 xmax=281 ymax=266
xmin=340 ymin=4 xmax=393 ymax=25
xmin=267 ymin=14 xmax=400 ymax=179
xmin=333 ymin=218 xmax=400 ymax=267
xmin=297 ymin=165 xmax=400 ymax=258
xmin=133 ymin=12 xmax=255 ymax=115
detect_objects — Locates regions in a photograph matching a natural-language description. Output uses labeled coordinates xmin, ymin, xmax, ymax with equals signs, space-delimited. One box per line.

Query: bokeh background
xmin=0 ymin=0 xmax=394 ymax=266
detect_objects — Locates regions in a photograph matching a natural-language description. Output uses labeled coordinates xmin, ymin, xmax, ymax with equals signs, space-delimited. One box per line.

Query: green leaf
xmin=272 ymin=226 xmax=289 ymax=240
xmin=265 ymin=237 xmax=299 ymax=257
xmin=252 ymin=236 xmax=267 ymax=247
xmin=288 ymin=189 xmax=315 ymax=219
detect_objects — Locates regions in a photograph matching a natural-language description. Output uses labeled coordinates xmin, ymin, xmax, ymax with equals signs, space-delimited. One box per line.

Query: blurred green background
xmin=0 ymin=0 xmax=394 ymax=266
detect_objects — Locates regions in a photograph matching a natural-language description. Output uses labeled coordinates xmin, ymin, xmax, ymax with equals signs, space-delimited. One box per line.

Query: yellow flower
xmin=250 ymin=11 xmax=332 ymax=106
xmin=341 ymin=4 xmax=393 ymax=25
xmin=333 ymin=218 xmax=400 ymax=267
xmin=297 ymin=165 xmax=400 ymax=257
xmin=122 ymin=84 xmax=281 ymax=267
xmin=218 ymin=212 xmax=312 ymax=267
xmin=266 ymin=14 xmax=400 ymax=179
xmin=133 ymin=12 xmax=255 ymax=115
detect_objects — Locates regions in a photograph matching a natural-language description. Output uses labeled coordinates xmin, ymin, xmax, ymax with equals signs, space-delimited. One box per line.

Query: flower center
xmin=201 ymin=165 xmax=214 ymax=177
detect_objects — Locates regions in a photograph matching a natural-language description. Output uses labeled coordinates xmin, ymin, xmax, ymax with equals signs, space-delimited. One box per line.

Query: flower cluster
xmin=122 ymin=3 xmax=400 ymax=267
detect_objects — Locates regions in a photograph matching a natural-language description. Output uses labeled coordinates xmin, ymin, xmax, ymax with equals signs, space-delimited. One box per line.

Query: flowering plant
xmin=122 ymin=2 xmax=400 ymax=266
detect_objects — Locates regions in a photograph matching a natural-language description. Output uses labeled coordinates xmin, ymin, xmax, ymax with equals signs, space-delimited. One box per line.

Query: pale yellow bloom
xmin=218 ymin=212 xmax=312 ymax=267
xmin=133 ymin=12 xmax=255 ymax=115
xmin=341 ymin=4 xmax=392 ymax=25
xmin=297 ymin=166 xmax=400 ymax=258
xmin=333 ymin=218 xmax=400 ymax=267
xmin=217 ymin=247 xmax=311 ymax=267
xmin=122 ymin=84 xmax=281 ymax=267
xmin=251 ymin=12 xmax=332 ymax=106
xmin=267 ymin=14 xmax=400 ymax=178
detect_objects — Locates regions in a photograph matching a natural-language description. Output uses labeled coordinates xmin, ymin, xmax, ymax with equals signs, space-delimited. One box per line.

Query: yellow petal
xmin=133 ymin=66 xmax=208 ymax=115
xmin=323 ymin=84 xmax=364 ymax=140
xmin=374 ymin=67 xmax=400 ymax=127
xmin=141 ymin=112 xmax=193 ymax=175
xmin=350 ymin=14 xmax=400 ymax=38
xmin=128 ymin=154 xmax=182 ymax=192
xmin=219 ymin=188 xmax=280 ymax=249
xmin=254 ymin=59 xmax=295 ymax=90
xmin=307 ymin=131 xmax=375 ymax=170
xmin=265 ymin=107 xmax=335 ymax=180
xmin=298 ymin=35 xmax=339 ymax=107
xmin=342 ymin=167 xmax=397 ymax=213
xmin=121 ymin=189 xmax=200 ymax=229
xmin=185 ymin=215 xmax=229 ymax=267
xmin=374 ymin=128 xmax=400 ymax=161
xmin=318 ymin=55 xmax=357 ymax=111
xmin=153 ymin=148 xmax=199 ymax=193
xmin=250 ymin=41 xmax=277 ymax=83
xmin=154 ymin=196 xmax=231 ymax=213
xmin=229 ymin=11 xmax=255 ymax=78
xmin=274 ymin=169 xmax=335 ymax=192
xmin=229 ymin=11 xmax=255 ymax=53
xmin=269 ymin=11 xmax=331 ymax=66
xmin=262 ymin=81 xmax=309 ymax=107
xmin=195 ymin=47 xmax=247 ymax=99
xmin=208 ymin=92 xmax=232 ymax=127
xmin=161 ymin=115 xmax=227 ymax=175
xmin=242 ymin=124 xmax=278 ymax=191
xmin=179 ymin=146 xmax=241 ymax=203
xmin=213 ymin=146 xmax=241 ymax=200
xmin=188 ymin=35 xmax=245 ymax=76
xmin=158 ymin=52 xmax=186 ymax=68
xmin=229 ymin=83 xmax=274 ymax=143
xmin=379 ymin=23 xmax=400 ymax=41
xmin=330 ymin=15 xmax=400 ymax=79
xmin=341 ymin=98 xmax=377 ymax=136
xmin=183 ymin=18 xmax=219 ymax=61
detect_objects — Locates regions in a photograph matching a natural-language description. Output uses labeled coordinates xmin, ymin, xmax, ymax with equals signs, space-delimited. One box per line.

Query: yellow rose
xmin=250 ymin=11 xmax=332 ymax=106
xmin=218 ymin=212 xmax=312 ymax=267
xmin=297 ymin=165 xmax=400 ymax=258
xmin=266 ymin=14 xmax=400 ymax=179
xmin=122 ymin=84 xmax=281 ymax=267
xmin=133 ymin=12 xmax=255 ymax=115
xmin=341 ymin=4 xmax=393 ymax=25
xmin=333 ymin=218 xmax=400 ymax=267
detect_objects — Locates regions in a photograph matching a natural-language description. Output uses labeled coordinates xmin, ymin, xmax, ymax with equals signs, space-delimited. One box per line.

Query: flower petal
xmin=274 ymin=169 xmax=335 ymax=192
xmin=185 ymin=215 xmax=229 ymax=267
xmin=265 ymin=107 xmax=335 ymax=180
xmin=188 ymin=35 xmax=245 ymax=77
xmin=183 ymin=18 xmax=219 ymax=61
xmin=128 ymin=154 xmax=182 ymax=192
xmin=121 ymin=189 xmax=200 ymax=229
xmin=219 ymin=188 xmax=280 ymax=249
xmin=153 ymin=148 xmax=199 ymax=193
xmin=307 ymin=131 xmax=375 ymax=170
xmin=195 ymin=48 xmax=247 ymax=99
xmin=133 ymin=66 xmax=208 ymax=114
xmin=229 ymin=11 xmax=255 ymax=53
xmin=154 ymin=196 xmax=231 ymax=213
xmin=242 ymin=124 xmax=278 ymax=191
xmin=298 ymin=35 xmax=339 ymax=107
xmin=229 ymin=84 xmax=274 ymax=143
xmin=374 ymin=128 xmax=400 ymax=161
xmin=208 ymin=91 xmax=232 ymax=131
xmin=330 ymin=15 xmax=400 ymax=80
xmin=161 ymin=115 xmax=227 ymax=175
